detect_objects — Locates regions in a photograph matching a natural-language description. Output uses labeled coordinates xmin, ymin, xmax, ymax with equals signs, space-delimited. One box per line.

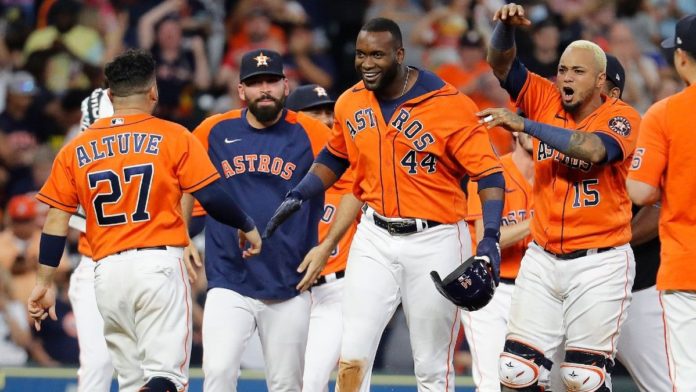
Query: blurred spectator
xmin=80 ymin=0 xmax=128 ymax=65
xmin=0 ymin=265 xmax=31 ymax=366
xmin=217 ymin=6 xmax=286 ymax=88
xmin=283 ymin=22 xmax=336 ymax=91
xmin=138 ymin=0 xmax=211 ymax=126
xmin=365 ymin=0 xmax=426 ymax=68
xmin=23 ymin=0 xmax=104 ymax=94
xmin=0 ymin=194 xmax=40 ymax=274
xmin=616 ymin=0 xmax=662 ymax=58
xmin=608 ymin=21 xmax=660 ymax=112
xmin=519 ymin=20 xmax=561 ymax=79
xmin=412 ymin=0 xmax=472 ymax=69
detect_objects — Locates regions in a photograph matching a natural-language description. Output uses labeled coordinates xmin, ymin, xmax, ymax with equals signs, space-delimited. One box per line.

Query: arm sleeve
xmin=192 ymin=179 xmax=255 ymax=232
xmin=316 ymin=147 xmax=350 ymax=178
xmin=627 ymin=102 xmax=668 ymax=187
xmin=501 ymin=58 xmax=529 ymax=101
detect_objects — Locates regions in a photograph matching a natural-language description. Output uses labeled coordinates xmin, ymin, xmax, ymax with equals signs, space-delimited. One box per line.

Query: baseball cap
xmin=8 ymin=71 xmax=38 ymax=95
xmin=661 ymin=14 xmax=696 ymax=56
xmin=286 ymin=84 xmax=335 ymax=111
xmin=605 ymin=54 xmax=625 ymax=96
xmin=7 ymin=194 xmax=37 ymax=221
xmin=239 ymin=49 xmax=285 ymax=83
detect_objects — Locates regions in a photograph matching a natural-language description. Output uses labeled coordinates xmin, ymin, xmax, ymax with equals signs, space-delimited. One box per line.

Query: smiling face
xmin=555 ymin=46 xmax=606 ymax=114
xmin=238 ymin=75 xmax=289 ymax=123
xmin=355 ymin=30 xmax=404 ymax=92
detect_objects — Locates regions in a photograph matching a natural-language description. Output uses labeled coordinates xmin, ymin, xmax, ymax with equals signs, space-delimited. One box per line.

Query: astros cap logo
xmin=254 ymin=53 xmax=270 ymax=67
xmin=314 ymin=86 xmax=328 ymax=97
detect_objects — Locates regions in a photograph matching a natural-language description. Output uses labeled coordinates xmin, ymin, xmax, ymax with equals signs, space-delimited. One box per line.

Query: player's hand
xmin=239 ymin=228 xmax=262 ymax=259
xmin=263 ymin=196 xmax=303 ymax=238
xmin=296 ymin=243 xmax=332 ymax=292
xmin=477 ymin=108 xmax=525 ymax=133
xmin=476 ymin=236 xmax=501 ymax=286
xmin=492 ymin=3 xmax=532 ymax=26
xmin=27 ymin=284 xmax=57 ymax=331
xmin=184 ymin=241 xmax=203 ymax=284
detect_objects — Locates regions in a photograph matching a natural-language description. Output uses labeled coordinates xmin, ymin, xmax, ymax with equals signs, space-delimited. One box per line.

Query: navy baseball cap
xmin=661 ymin=14 xmax=696 ymax=56
xmin=239 ymin=49 xmax=285 ymax=83
xmin=605 ymin=54 xmax=625 ymax=96
xmin=286 ymin=84 xmax=335 ymax=111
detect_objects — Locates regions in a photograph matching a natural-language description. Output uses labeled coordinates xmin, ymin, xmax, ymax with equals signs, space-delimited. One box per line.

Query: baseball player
xmin=462 ymin=131 xmax=534 ymax=392
xmin=184 ymin=49 xmax=329 ymax=392
xmin=66 ymin=88 xmax=115 ymax=392
xmin=483 ymin=4 xmax=640 ymax=390
xmin=27 ymin=49 xmax=261 ymax=392
xmin=265 ymin=18 xmax=506 ymax=392
xmin=286 ymin=84 xmax=362 ymax=391
xmin=627 ymin=14 xmax=696 ymax=391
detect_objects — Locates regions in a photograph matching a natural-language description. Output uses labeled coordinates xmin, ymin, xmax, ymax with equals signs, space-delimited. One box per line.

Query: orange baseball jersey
xmin=319 ymin=169 xmax=359 ymax=276
xmin=37 ymin=113 xmax=220 ymax=260
xmin=327 ymin=70 xmax=502 ymax=223
xmin=467 ymin=154 xmax=533 ymax=279
xmin=516 ymin=72 xmax=640 ymax=254
xmin=627 ymin=83 xmax=696 ymax=290
xmin=77 ymin=234 xmax=92 ymax=258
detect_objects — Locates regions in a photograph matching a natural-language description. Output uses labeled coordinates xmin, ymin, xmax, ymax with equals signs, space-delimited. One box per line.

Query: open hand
xmin=477 ymin=108 xmax=525 ymax=133
xmin=239 ymin=228 xmax=262 ymax=259
xmin=493 ymin=3 xmax=532 ymax=26
xmin=295 ymin=244 xmax=332 ymax=292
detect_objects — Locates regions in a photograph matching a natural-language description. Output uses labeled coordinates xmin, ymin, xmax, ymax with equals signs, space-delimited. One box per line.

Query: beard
xmin=248 ymin=94 xmax=285 ymax=123
xmin=361 ymin=61 xmax=399 ymax=92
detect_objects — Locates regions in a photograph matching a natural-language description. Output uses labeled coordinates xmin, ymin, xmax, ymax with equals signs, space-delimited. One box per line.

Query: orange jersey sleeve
xmin=465 ymin=154 xmax=533 ymax=279
xmin=331 ymin=71 xmax=502 ymax=223
xmin=629 ymin=85 xmax=696 ymax=290
xmin=516 ymin=73 xmax=639 ymax=253
xmin=37 ymin=114 xmax=220 ymax=260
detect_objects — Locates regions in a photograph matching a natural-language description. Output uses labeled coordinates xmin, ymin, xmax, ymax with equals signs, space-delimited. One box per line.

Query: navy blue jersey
xmin=193 ymin=108 xmax=329 ymax=300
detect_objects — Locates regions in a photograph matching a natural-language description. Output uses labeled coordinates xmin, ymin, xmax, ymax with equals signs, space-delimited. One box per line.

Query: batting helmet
xmin=430 ymin=256 xmax=496 ymax=311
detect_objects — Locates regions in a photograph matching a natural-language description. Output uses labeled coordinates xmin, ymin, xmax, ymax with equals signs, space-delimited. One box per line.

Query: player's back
xmin=41 ymin=114 xmax=217 ymax=260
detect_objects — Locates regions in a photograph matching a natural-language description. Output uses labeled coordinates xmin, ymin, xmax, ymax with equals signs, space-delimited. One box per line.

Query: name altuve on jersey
xmin=76 ymin=132 xmax=163 ymax=168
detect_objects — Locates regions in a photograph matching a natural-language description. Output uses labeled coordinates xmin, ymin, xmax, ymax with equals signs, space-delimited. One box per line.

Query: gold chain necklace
xmin=400 ymin=66 xmax=411 ymax=98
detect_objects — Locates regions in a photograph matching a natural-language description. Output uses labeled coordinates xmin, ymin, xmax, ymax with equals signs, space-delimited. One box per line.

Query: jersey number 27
xmin=88 ymin=163 xmax=153 ymax=226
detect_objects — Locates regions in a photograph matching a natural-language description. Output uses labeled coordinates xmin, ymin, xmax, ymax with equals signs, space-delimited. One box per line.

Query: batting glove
xmin=476 ymin=235 xmax=501 ymax=286
xmin=263 ymin=195 xmax=303 ymax=238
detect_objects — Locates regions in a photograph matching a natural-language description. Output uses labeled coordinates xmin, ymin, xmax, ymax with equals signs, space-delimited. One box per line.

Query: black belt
xmin=499 ymin=277 xmax=516 ymax=285
xmin=537 ymin=242 xmax=614 ymax=260
xmin=364 ymin=206 xmax=442 ymax=235
xmin=115 ymin=246 xmax=167 ymax=255
xmin=313 ymin=270 xmax=345 ymax=287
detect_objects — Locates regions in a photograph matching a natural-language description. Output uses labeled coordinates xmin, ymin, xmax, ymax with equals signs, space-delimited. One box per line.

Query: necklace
xmin=400 ymin=66 xmax=411 ymax=98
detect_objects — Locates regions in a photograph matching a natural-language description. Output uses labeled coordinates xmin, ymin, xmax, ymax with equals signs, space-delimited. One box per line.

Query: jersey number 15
xmin=88 ymin=163 xmax=153 ymax=226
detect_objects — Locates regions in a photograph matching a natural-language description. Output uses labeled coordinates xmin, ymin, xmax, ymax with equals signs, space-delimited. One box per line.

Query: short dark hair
xmin=361 ymin=18 xmax=403 ymax=48
xmin=104 ymin=49 xmax=156 ymax=97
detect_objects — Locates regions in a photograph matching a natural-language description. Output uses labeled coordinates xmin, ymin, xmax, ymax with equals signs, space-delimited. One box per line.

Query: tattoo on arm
xmin=566 ymin=132 xmax=607 ymax=163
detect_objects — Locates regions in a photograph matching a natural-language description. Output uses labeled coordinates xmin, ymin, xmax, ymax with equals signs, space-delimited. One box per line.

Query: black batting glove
xmin=476 ymin=234 xmax=501 ymax=286
xmin=263 ymin=195 xmax=303 ymax=238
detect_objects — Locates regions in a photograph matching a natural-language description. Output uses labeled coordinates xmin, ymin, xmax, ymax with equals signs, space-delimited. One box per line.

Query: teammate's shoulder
xmin=194 ymin=109 xmax=242 ymax=132
xmin=292 ymin=110 xmax=327 ymax=129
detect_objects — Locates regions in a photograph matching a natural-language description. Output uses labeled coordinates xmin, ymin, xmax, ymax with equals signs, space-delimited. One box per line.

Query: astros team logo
xmin=608 ymin=116 xmax=631 ymax=136
xmin=254 ymin=52 xmax=270 ymax=67
xmin=458 ymin=275 xmax=473 ymax=289
xmin=314 ymin=86 xmax=328 ymax=97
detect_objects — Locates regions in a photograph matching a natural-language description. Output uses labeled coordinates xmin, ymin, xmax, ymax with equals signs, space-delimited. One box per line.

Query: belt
xmin=115 ymin=246 xmax=167 ymax=255
xmin=313 ymin=270 xmax=345 ymax=287
xmin=499 ymin=277 xmax=516 ymax=285
xmin=363 ymin=205 xmax=442 ymax=235
xmin=537 ymin=242 xmax=614 ymax=260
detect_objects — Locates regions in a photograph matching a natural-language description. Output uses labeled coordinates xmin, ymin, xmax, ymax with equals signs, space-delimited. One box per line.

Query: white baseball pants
xmin=68 ymin=255 xmax=114 ymax=392
xmin=303 ymin=278 xmax=345 ymax=392
xmin=661 ymin=290 xmax=696 ymax=392
xmin=506 ymin=242 xmax=635 ymax=389
xmin=94 ymin=247 xmax=191 ymax=392
xmin=202 ymin=288 xmax=311 ymax=392
xmin=461 ymin=281 xmax=515 ymax=392
xmin=337 ymin=215 xmax=469 ymax=392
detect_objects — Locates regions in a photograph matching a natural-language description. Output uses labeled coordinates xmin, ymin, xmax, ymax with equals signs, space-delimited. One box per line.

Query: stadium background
xmin=1 ymin=0 xmax=691 ymax=390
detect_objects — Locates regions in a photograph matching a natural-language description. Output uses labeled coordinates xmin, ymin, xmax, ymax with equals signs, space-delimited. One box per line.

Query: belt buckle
xmin=387 ymin=222 xmax=399 ymax=235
